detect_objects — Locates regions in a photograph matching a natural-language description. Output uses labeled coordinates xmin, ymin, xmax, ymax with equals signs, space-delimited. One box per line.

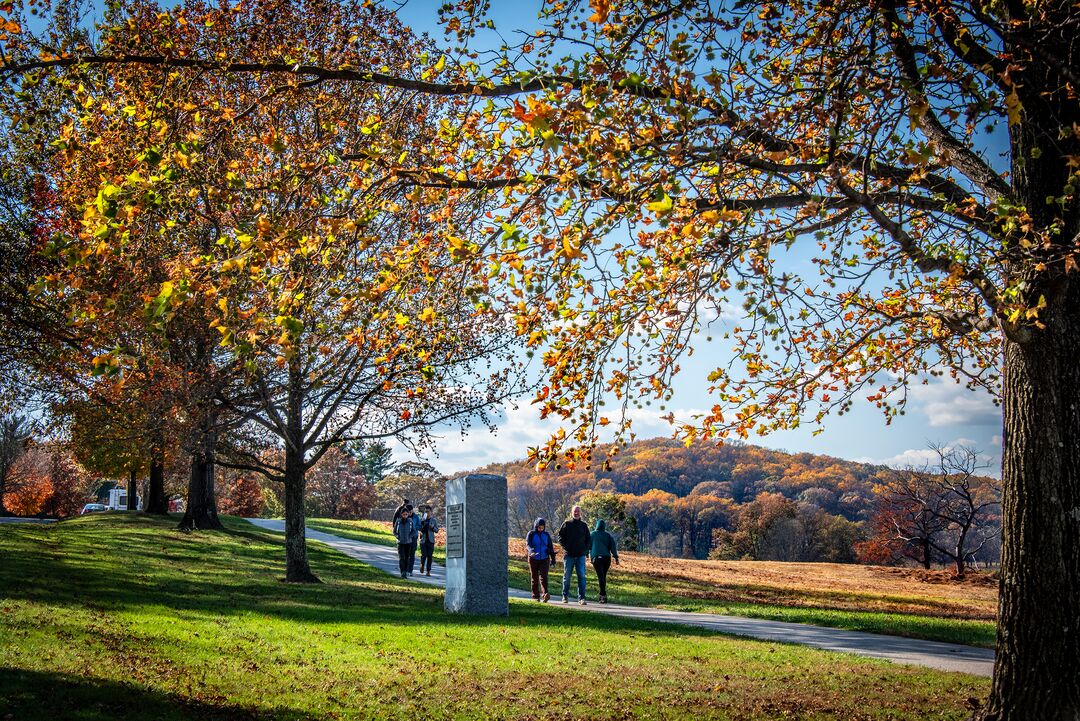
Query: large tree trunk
xmin=145 ymin=448 xmax=167 ymax=515
xmin=282 ymin=355 xmax=318 ymax=583
xmin=979 ymin=19 xmax=1080 ymax=717
xmin=979 ymin=287 xmax=1080 ymax=719
xmin=921 ymin=537 xmax=931 ymax=570
xmin=177 ymin=418 xmax=223 ymax=531
xmin=283 ymin=448 xmax=318 ymax=583
xmin=126 ymin=467 xmax=138 ymax=511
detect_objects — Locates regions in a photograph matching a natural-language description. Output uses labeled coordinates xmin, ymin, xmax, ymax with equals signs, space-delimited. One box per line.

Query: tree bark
xmin=282 ymin=355 xmax=319 ymax=583
xmin=145 ymin=448 xmax=167 ymax=515
xmin=978 ymin=18 xmax=1080 ymax=716
xmin=979 ymin=285 xmax=1080 ymax=720
xmin=126 ymin=467 xmax=138 ymax=511
xmin=177 ymin=417 xmax=223 ymax=531
xmin=283 ymin=447 xmax=318 ymax=583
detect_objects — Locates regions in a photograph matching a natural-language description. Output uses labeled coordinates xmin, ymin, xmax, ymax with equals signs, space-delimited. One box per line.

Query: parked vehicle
xmin=106 ymin=489 xmax=142 ymax=511
xmin=80 ymin=503 xmax=108 ymax=515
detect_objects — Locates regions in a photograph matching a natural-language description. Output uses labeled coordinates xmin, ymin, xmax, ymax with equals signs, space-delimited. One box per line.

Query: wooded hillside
xmin=477 ymin=438 xmax=1000 ymax=568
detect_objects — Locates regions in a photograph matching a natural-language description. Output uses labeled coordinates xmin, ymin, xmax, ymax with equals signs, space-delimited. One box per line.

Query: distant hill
xmin=474 ymin=437 xmax=888 ymax=523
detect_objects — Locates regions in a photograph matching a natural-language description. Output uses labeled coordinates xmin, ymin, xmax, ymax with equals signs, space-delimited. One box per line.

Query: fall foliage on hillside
xmin=481 ymin=437 xmax=999 ymax=565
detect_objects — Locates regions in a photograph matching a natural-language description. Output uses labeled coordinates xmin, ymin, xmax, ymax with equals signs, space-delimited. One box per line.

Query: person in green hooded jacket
xmin=589 ymin=519 xmax=620 ymax=603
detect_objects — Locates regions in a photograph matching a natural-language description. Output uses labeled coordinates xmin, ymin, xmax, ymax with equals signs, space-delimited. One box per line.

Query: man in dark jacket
xmin=557 ymin=505 xmax=591 ymax=604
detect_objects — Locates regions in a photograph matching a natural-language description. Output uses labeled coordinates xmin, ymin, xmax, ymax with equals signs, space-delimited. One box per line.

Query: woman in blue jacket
xmin=525 ymin=518 xmax=556 ymax=602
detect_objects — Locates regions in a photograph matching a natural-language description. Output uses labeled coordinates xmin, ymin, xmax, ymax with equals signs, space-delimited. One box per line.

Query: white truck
xmin=106 ymin=488 xmax=142 ymax=511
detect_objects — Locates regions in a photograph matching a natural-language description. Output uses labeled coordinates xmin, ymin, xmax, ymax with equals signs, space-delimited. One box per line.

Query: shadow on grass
xmin=0 ymin=515 xmax=735 ymax=643
xmin=0 ymin=667 xmax=314 ymax=721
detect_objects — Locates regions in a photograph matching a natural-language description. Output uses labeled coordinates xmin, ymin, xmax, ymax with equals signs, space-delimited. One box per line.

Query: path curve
xmin=244 ymin=518 xmax=994 ymax=677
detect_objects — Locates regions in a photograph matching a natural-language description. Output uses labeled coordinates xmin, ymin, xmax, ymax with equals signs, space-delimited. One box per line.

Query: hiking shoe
xmin=425 ymin=570 xmax=431 ymax=576
xmin=562 ymin=596 xmax=569 ymax=604
xmin=578 ymin=598 xmax=587 ymax=606
xmin=400 ymin=573 xmax=407 ymax=579
xmin=542 ymin=593 xmax=550 ymax=603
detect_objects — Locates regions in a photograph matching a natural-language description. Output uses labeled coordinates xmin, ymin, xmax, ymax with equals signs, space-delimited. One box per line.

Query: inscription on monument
xmin=446 ymin=503 xmax=464 ymax=559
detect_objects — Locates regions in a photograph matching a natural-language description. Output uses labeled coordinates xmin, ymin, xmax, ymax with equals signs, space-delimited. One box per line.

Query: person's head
xmin=534 ymin=517 xmax=546 ymax=532
xmin=571 ymin=505 xmax=582 ymax=521
xmin=402 ymin=507 xmax=412 ymax=519
xmin=402 ymin=497 xmax=411 ymax=506
xmin=594 ymin=519 xmax=606 ymax=532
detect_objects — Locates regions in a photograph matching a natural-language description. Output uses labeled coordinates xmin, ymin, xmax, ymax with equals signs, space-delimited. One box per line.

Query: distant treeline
xmin=478 ymin=438 xmax=1000 ymax=571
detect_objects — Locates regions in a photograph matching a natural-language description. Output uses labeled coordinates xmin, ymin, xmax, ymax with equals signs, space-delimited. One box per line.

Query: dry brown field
xmin=507 ymin=539 xmax=997 ymax=621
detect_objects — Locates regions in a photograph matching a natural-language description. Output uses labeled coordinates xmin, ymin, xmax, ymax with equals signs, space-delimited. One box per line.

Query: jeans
xmin=397 ymin=542 xmax=415 ymax=576
xmin=419 ymin=541 xmax=435 ymax=572
xmin=529 ymin=557 xmax=550 ymax=598
xmin=592 ymin=556 xmax=612 ymax=597
xmin=408 ymin=542 xmax=418 ymax=573
xmin=562 ymin=555 xmax=587 ymax=600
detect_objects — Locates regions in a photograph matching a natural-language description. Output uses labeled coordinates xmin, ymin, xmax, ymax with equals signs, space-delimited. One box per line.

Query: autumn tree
xmin=376 ymin=461 xmax=447 ymax=516
xmin=9 ymin=442 xmax=93 ymax=517
xmin=0 ymin=413 xmax=32 ymax=515
xmin=305 ymin=446 xmax=376 ymax=520
xmin=216 ymin=469 xmax=265 ymax=518
xmin=576 ymin=489 xmax=638 ymax=550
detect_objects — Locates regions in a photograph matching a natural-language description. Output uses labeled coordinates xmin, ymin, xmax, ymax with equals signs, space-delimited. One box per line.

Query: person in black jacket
xmin=557 ymin=505 xmax=591 ymax=604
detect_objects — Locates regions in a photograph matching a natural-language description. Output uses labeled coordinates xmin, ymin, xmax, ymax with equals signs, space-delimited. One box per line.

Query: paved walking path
xmin=244 ymin=518 xmax=994 ymax=677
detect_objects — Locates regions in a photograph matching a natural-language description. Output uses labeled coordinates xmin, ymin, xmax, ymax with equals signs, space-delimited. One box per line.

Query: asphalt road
xmin=244 ymin=517 xmax=995 ymax=677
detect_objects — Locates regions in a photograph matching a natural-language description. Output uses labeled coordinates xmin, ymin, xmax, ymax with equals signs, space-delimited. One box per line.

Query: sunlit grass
xmin=0 ymin=515 xmax=989 ymax=720
xmin=311 ymin=518 xmax=996 ymax=648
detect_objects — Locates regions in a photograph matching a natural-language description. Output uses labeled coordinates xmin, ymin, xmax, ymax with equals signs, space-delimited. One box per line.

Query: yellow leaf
xmin=587 ymin=0 xmax=611 ymax=23
xmin=646 ymin=193 xmax=674 ymax=214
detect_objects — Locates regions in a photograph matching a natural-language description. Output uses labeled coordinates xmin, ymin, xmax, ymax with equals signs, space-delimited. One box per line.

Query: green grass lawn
xmin=0 ymin=515 xmax=987 ymax=720
xmin=306 ymin=518 xmax=996 ymax=648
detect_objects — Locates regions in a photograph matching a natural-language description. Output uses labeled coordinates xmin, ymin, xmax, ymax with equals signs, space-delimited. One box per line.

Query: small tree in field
xmin=861 ymin=445 xmax=1000 ymax=575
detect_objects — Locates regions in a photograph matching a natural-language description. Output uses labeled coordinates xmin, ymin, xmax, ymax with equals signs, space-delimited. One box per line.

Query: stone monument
xmin=444 ymin=473 xmax=508 ymax=616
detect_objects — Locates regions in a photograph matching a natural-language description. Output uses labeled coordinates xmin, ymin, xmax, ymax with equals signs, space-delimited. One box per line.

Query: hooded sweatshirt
xmin=590 ymin=519 xmax=619 ymax=561
xmin=526 ymin=518 xmax=555 ymax=561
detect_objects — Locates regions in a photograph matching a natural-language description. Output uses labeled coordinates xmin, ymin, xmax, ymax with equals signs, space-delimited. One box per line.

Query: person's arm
xmin=610 ymin=534 xmax=620 ymax=563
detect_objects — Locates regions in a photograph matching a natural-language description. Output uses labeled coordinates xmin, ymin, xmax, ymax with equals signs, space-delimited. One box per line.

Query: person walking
xmin=392 ymin=497 xmax=411 ymax=532
xmin=408 ymin=505 xmax=423 ymax=575
xmin=419 ymin=509 xmax=439 ymax=576
xmin=394 ymin=506 xmax=418 ymax=579
xmin=526 ymin=517 xmax=556 ymax=602
xmin=589 ymin=519 xmax=620 ymax=603
xmin=557 ymin=505 xmax=591 ymax=605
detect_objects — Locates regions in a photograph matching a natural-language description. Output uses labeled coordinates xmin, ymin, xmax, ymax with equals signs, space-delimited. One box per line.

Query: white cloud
xmin=861 ymin=437 xmax=1001 ymax=476
xmin=396 ymin=401 xmax=703 ymax=475
xmin=908 ymin=379 xmax=1001 ymax=427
